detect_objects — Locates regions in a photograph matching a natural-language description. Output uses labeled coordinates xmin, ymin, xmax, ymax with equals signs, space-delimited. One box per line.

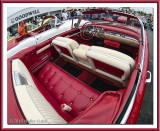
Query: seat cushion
xmin=37 ymin=62 xmax=100 ymax=118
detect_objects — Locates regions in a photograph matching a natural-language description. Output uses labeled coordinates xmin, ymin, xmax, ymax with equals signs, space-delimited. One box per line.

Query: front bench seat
xmin=86 ymin=46 xmax=135 ymax=87
xmin=52 ymin=37 xmax=79 ymax=62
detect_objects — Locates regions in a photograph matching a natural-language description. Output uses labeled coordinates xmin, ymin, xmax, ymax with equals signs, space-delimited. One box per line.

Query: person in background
xmin=74 ymin=9 xmax=77 ymax=17
xmin=70 ymin=9 xmax=75 ymax=19
xmin=17 ymin=21 xmax=28 ymax=35
xmin=7 ymin=29 xmax=11 ymax=39
xmin=39 ymin=17 xmax=43 ymax=22
xmin=79 ymin=9 xmax=82 ymax=16
xmin=86 ymin=9 xmax=90 ymax=20
xmin=82 ymin=9 xmax=86 ymax=19
xmin=36 ymin=17 xmax=40 ymax=24
xmin=55 ymin=13 xmax=62 ymax=20
xmin=126 ymin=17 xmax=131 ymax=25
xmin=25 ymin=21 xmax=29 ymax=25
xmin=61 ymin=9 xmax=68 ymax=21
xmin=76 ymin=9 xmax=81 ymax=16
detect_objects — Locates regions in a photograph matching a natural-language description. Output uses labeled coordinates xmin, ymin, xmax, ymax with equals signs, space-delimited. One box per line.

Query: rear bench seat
xmin=12 ymin=59 xmax=100 ymax=124
xmin=36 ymin=62 xmax=100 ymax=118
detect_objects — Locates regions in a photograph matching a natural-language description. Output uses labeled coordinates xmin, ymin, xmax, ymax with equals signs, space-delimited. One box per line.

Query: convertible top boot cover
xmin=69 ymin=90 xmax=124 ymax=124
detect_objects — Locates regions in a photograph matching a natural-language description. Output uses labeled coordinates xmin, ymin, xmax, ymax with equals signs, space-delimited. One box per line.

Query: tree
xmin=120 ymin=7 xmax=132 ymax=13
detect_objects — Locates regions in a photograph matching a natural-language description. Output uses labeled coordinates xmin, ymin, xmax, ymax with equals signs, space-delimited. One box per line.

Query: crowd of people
xmin=7 ymin=8 xmax=105 ymax=38
xmin=7 ymin=8 xmax=86 ymax=38
xmin=7 ymin=16 xmax=44 ymax=38
xmin=61 ymin=9 xmax=84 ymax=21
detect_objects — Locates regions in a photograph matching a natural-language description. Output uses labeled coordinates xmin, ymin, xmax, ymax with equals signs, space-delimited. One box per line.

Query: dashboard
xmin=83 ymin=25 xmax=139 ymax=42
xmin=84 ymin=26 xmax=104 ymax=34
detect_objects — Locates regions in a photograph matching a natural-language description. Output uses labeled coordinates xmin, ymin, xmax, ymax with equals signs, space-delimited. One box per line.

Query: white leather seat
xmin=52 ymin=37 xmax=79 ymax=62
xmin=73 ymin=44 xmax=91 ymax=68
xmin=86 ymin=46 xmax=135 ymax=87
xmin=12 ymin=59 xmax=67 ymax=124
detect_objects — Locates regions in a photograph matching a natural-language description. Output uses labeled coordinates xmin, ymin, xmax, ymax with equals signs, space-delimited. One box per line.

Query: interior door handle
xmin=41 ymin=54 xmax=48 ymax=60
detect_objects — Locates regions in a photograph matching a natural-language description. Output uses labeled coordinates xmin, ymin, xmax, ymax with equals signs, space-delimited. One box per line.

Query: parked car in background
xmin=117 ymin=16 xmax=127 ymax=23
xmin=149 ymin=22 xmax=153 ymax=30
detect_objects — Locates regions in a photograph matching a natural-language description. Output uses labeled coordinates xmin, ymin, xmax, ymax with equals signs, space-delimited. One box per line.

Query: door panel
xmin=22 ymin=39 xmax=59 ymax=75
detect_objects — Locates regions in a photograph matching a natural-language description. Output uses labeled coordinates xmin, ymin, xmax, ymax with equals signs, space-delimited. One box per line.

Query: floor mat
xmin=54 ymin=57 xmax=66 ymax=68
xmin=90 ymin=78 xmax=118 ymax=93
xmin=62 ymin=63 xmax=82 ymax=77
xmin=77 ymin=70 xmax=97 ymax=85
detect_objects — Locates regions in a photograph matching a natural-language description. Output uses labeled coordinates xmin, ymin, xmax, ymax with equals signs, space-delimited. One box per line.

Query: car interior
xmin=11 ymin=23 xmax=140 ymax=124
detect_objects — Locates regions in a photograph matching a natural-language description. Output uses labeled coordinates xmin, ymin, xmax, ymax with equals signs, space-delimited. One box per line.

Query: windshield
xmin=27 ymin=24 xmax=38 ymax=32
xmin=47 ymin=19 xmax=55 ymax=28
xmin=42 ymin=17 xmax=63 ymax=29
xmin=57 ymin=18 xmax=63 ymax=25
xmin=75 ymin=9 xmax=139 ymax=29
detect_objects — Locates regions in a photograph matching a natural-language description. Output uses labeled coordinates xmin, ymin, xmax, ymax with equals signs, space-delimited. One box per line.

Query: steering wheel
xmin=80 ymin=21 xmax=97 ymax=41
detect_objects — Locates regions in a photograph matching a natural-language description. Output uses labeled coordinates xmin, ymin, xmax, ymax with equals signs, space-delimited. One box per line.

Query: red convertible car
xmin=7 ymin=10 xmax=151 ymax=124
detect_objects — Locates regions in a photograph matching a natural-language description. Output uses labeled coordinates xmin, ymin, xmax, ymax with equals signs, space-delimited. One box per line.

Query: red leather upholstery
xmin=37 ymin=62 xmax=100 ymax=119
xmin=69 ymin=90 xmax=125 ymax=124
xmin=104 ymin=39 xmax=120 ymax=48
xmin=56 ymin=45 xmax=72 ymax=57
xmin=93 ymin=59 xmax=124 ymax=78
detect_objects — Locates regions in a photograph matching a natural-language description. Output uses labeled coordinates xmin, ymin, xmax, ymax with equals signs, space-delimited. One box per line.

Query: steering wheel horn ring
xmin=80 ymin=21 xmax=97 ymax=41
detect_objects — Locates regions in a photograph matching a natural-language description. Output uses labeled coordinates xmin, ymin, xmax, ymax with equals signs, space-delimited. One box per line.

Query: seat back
xmin=73 ymin=44 xmax=91 ymax=68
xmin=52 ymin=37 xmax=79 ymax=62
xmin=86 ymin=46 xmax=135 ymax=87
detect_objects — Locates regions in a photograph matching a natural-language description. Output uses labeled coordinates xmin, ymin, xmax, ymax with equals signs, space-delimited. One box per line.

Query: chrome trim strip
xmin=120 ymin=18 xmax=146 ymax=124
xmin=14 ymin=72 xmax=28 ymax=86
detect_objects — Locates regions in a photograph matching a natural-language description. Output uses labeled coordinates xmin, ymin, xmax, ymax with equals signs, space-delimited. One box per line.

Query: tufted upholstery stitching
xmin=37 ymin=62 xmax=100 ymax=118
xmin=41 ymin=69 xmax=95 ymax=100
xmin=80 ymin=93 xmax=96 ymax=111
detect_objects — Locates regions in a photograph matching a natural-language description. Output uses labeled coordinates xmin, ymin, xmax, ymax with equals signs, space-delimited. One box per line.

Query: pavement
xmin=136 ymin=25 xmax=153 ymax=124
